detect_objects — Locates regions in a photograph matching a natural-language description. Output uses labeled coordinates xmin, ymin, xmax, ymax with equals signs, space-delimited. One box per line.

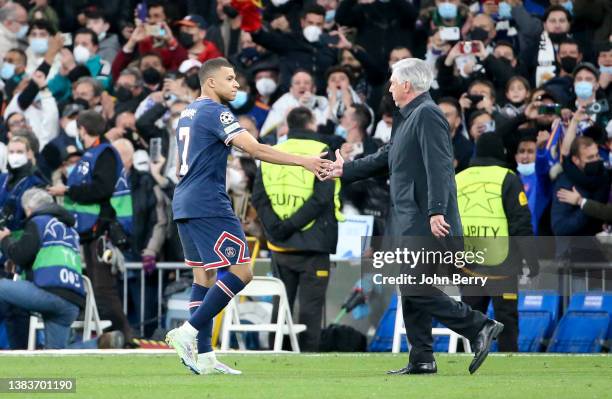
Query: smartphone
xmin=136 ymin=2 xmax=148 ymax=23
xmin=439 ymin=27 xmax=460 ymax=42
xmin=467 ymin=94 xmax=484 ymax=104
xmin=149 ymin=137 xmax=162 ymax=163
xmin=483 ymin=120 xmax=496 ymax=133
xmin=538 ymin=103 xmax=562 ymax=116
xmin=145 ymin=23 xmax=163 ymax=37
xmin=460 ymin=41 xmax=480 ymax=54
xmin=61 ymin=32 xmax=72 ymax=47
xmin=585 ymin=99 xmax=610 ymax=115
xmin=320 ymin=33 xmax=340 ymax=46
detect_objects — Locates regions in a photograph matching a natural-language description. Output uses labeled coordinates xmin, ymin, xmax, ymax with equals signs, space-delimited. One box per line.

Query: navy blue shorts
xmin=177 ymin=216 xmax=251 ymax=270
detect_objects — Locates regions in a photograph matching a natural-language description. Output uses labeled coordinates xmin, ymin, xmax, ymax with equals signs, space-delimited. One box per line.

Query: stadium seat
xmin=220 ymin=276 xmax=306 ymax=353
xmin=27 ymin=275 xmax=112 ymax=350
xmin=547 ymin=292 xmax=612 ymax=353
xmin=392 ymin=295 xmax=472 ymax=354
xmin=518 ymin=290 xmax=559 ymax=352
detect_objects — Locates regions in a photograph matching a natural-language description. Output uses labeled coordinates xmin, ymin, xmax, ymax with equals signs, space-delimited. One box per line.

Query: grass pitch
xmin=0 ymin=353 xmax=610 ymax=399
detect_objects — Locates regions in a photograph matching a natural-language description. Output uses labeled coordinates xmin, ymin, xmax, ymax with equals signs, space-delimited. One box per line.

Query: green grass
xmin=0 ymin=353 xmax=611 ymax=399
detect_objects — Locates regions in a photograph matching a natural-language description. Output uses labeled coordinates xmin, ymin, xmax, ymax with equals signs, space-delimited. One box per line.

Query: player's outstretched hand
xmin=301 ymin=152 xmax=334 ymax=181
xmin=320 ymin=149 xmax=345 ymax=181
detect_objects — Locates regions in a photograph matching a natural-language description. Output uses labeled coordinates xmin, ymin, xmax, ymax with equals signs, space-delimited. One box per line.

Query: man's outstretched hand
xmin=320 ymin=149 xmax=345 ymax=181
xmin=301 ymin=152 xmax=335 ymax=181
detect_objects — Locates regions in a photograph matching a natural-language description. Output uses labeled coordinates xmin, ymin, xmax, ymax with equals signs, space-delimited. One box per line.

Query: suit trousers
xmin=402 ymin=287 xmax=488 ymax=363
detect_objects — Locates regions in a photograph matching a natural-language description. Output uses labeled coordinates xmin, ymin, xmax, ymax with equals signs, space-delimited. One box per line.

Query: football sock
xmin=188 ymin=283 xmax=213 ymax=353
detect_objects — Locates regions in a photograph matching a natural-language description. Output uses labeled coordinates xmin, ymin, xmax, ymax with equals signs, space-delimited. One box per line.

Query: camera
xmin=0 ymin=203 xmax=15 ymax=230
xmin=538 ymin=103 xmax=562 ymax=116
xmin=585 ymin=99 xmax=609 ymax=115
xmin=467 ymin=94 xmax=484 ymax=105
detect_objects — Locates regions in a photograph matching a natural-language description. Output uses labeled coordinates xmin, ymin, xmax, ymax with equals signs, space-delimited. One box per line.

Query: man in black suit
xmin=324 ymin=58 xmax=503 ymax=375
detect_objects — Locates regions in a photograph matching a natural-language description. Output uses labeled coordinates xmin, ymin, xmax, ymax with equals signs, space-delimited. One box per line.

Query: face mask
xmin=562 ymin=1 xmax=573 ymax=15
xmin=574 ymin=81 xmax=594 ymax=100
xmin=98 ymin=31 xmax=107 ymax=42
xmin=0 ymin=63 xmax=15 ymax=80
xmin=66 ymin=164 xmax=76 ymax=177
xmin=185 ymin=74 xmax=200 ymax=90
xmin=559 ymin=56 xmax=578 ymax=74
xmin=498 ymin=2 xmax=512 ymax=19
xmin=256 ymin=77 xmax=277 ymax=97
xmin=600 ymin=65 xmax=612 ymax=74
xmin=548 ymin=32 xmax=567 ymax=44
xmin=239 ymin=47 xmax=260 ymax=64
xmin=178 ymin=31 xmax=195 ymax=49
xmin=30 ymin=38 xmax=49 ymax=55
xmin=229 ymin=90 xmax=248 ymax=109
xmin=584 ymin=159 xmax=604 ymax=176
xmin=227 ymin=167 xmax=246 ymax=192
xmin=133 ymin=160 xmax=150 ymax=173
xmin=142 ymin=67 xmax=162 ymax=85
xmin=303 ymin=26 xmax=322 ymax=43
xmin=517 ymin=162 xmax=535 ymax=176
xmin=65 ymin=119 xmax=79 ymax=138
xmin=16 ymin=24 xmax=28 ymax=39
xmin=114 ymin=86 xmax=133 ymax=102
xmin=469 ymin=27 xmax=489 ymax=42
xmin=73 ymin=45 xmax=91 ymax=64
xmin=8 ymin=153 xmax=28 ymax=169
xmin=437 ymin=2 xmax=458 ymax=19
xmin=75 ymin=132 xmax=84 ymax=151
xmin=335 ymin=124 xmax=348 ymax=139
xmin=325 ymin=9 xmax=336 ymax=24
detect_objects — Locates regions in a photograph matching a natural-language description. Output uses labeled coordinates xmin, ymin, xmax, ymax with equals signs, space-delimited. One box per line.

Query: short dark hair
xmin=28 ymin=19 xmax=56 ymax=36
xmin=543 ymin=5 xmax=571 ymax=25
xmin=301 ymin=4 xmax=326 ymax=19
xmin=287 ymin=107 xmax=315 ymax=130
xmin=85 ymin=9 xmax=107 ymax=22
xmin=349 ymin=104 xmax=371 ymax=133
xmin=494 ymin=41 xmax=515 ymax=54
xmin=468 ymin=79 xmax=496 ymax=100
xmin=437 ymin=97 xmax=461 ymax=116
xmin=325 ymin=65 xmax=354 ymax=86
xmin=198 ymin=57 xmax=234 ymax=84
xmin=7 ymin=48 xmax=26 ymax=65
xmin=75 ymin=27 xmax=99 ymax=46
xmin=77 ymin=110 xmax=106 ymax=137
xmin=558 ymin=37 xmax=581 ymax=52
xmin=569 ymin=136 xmax=596 ymax=159
xmin=468 ymin=109 xmax=492 ymax=129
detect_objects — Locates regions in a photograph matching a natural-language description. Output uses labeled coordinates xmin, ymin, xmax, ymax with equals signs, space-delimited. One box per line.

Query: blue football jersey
xmin=172 ymin=97 xmax=246 ymax=219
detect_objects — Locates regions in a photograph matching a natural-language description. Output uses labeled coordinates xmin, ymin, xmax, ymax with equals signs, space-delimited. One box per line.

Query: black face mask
xmin=584 ymin=159 xmax=604 ymax=176
xmin=185 ymin=74 xmax=200 ymax=90
xmin=178 ymin=31 xmax=195 ymax=49
xmin=114 ymin=86 xmax=133 ymax=102
xmin=469 ymin=27 xmax=489 ymax=42
xmin=142 ymin=67 xmax=162 ymax=85
xmin=559 ymin=56 xmax=578 ymax=74
xmin=548 ymin=32 xmax=567 ymax=44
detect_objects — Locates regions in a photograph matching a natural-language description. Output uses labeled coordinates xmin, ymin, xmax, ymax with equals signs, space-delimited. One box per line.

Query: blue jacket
xmin=519 ymin=148 xmax=552 ymax=235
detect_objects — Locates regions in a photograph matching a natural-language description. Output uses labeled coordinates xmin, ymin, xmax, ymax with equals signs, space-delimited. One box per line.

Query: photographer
xmin=46 ymin=110 xmax=134 ymax=343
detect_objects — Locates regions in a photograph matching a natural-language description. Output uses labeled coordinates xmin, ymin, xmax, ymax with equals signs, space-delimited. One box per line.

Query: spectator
xmin=500 ymin=76 xmax=530 ymax=119
xmin=551 ymin=136 xmax=610 ymax=237
xmin=0 ymin=3 xmax=28 ymax=56
xmin=467 ymin=109 xmax=496 ymax=144
xmin=252 ymin=4 xmax=338 ymax=92
xmin=208 ymin=0 xmax=242 ymax=57
xmin=48 ymin=28 xmax=112 ymax=102
xmin=438 ymin=96 xmax=473 ymax=173
xmin=85 ymin=9 xmax=120 ymax=64
xmin=25 ymin=19 xmax=61 ymax=78
xmin=260 ymin=70 xmax=328 ymax=137
xmin=248 ymin=63 xmax=281 ymax=130
xmin=335 ymin=0 xmax=417 ymax=63
xmin=28 ymin=0 xmax=60 ymax=32
xmin=175 ymin=14 xmax=223 ymax=63
xmin=2 ymin=48 xmax=27 ymax=100
xmin=114 ymin=68 xmax=147 ymax=116
xmin=72 ymin=76 xmax=104 ymax=113
xmin=597 ymin=43 xmax=612 ymax=104
xmin=47 ymin=110 xmax=134 ymax=343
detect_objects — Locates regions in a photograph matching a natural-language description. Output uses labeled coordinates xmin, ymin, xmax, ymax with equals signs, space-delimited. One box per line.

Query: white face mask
xmin=255 ymin=78 xmax=277 ymax=97
xmin=303 ymin=26 xmax=322 ymax=43
xmin=8 ymin=153 xmax=28 ymax=169
xmin=65 ymin=119 xmax=79 ymax=138
xmin=73 ymin=45 xmax=91 ymax=64
xmin=373 ymin=119 xmax=392 ymax=143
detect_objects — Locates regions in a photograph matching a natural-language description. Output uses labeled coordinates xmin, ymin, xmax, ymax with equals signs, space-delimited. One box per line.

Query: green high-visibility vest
xmin=261 ymin=138 xmax=344 ymax=230
xmin=456 ymin=165 xmax=510 ymax=266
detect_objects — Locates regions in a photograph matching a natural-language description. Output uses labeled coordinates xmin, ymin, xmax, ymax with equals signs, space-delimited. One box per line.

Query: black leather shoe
xmin=469 ymin=320 xmax=504 ymax=374
xmin=387 ymin=361 xmax=437 ymax=375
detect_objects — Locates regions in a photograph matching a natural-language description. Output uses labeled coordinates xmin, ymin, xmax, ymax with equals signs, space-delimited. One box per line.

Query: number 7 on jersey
xmin=178 ymin=126 xmax=190 ymax=176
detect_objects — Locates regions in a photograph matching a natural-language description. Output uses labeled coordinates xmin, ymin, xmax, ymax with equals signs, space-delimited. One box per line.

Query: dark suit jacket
xmin=342 ymin=92 xmax=462 ymax=237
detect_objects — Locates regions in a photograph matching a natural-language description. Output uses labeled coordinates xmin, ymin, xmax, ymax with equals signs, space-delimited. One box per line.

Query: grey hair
xmin=390 ymin=58 xmax=433 ymax=93
xmin=120 ymin=68 xmax=143 ymax=87
xmin=75 ymin=77 xmax=104 ymax=97
xmin=0 ymin=3 xmax=19 ymax=23
xmin=21 ymin=188 xmax=54 ymax=212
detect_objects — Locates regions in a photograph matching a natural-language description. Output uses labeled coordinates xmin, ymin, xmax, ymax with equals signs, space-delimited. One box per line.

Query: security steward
xmin=252 ymin=106 xmax=343 ymax=351
xmin=47 ymin=110 xmax=134 ymax=343
xmin=456 ymin=133 xmax=539 ymax=352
